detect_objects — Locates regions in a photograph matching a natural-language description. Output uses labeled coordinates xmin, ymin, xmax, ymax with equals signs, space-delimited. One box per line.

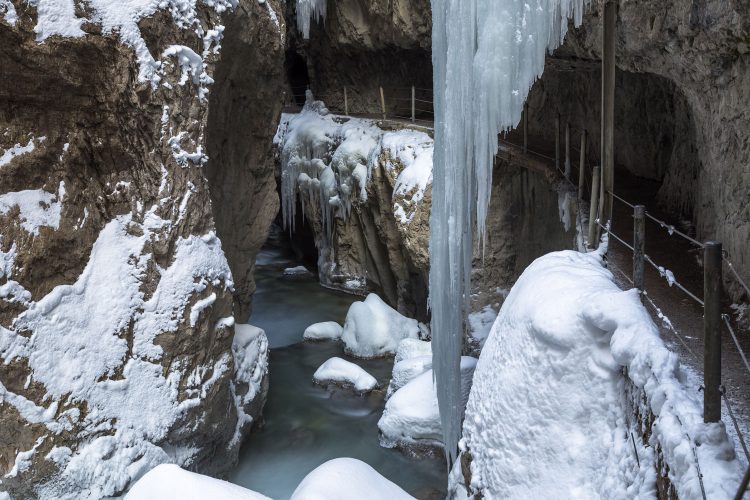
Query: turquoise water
xmin=227 ymin=239 xmax=446 ymax=499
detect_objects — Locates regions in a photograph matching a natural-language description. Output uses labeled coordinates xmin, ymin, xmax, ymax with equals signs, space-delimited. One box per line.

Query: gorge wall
xmin=0 ymin=0 xmax=282 ymax=496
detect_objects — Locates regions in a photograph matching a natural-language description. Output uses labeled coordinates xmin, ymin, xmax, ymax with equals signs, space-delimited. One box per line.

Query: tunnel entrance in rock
xmin=525 ymin=61 xmax=700 ymax=222
xmin=285 ymin=50 xmax=310 ymax=106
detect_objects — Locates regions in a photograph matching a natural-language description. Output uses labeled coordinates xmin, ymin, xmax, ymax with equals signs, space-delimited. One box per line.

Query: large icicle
xmin=429 ymin=0 xmax=589 ymax=465
xmin=296 ymin=0 xmax=327 ymax=39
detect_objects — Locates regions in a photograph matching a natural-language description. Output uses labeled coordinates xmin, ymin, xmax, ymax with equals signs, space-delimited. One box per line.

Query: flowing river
xmin=226 ymin=230 xmax=446 ymax=499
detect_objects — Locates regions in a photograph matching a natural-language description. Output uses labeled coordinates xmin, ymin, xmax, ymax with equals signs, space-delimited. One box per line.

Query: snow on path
xmin=456 ymin=249 xmax=741 ymax=499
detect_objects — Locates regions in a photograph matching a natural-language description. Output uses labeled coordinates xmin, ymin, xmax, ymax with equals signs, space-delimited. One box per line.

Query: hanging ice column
xmin=296 ymin=0 xmax=327 ymax=39
xmin=429 ymin=0 xmax=589 ymax=465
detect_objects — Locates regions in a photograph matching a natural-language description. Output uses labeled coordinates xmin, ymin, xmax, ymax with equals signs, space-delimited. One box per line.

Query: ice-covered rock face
xmin=0 ymin=0 xmax=283 ymax=495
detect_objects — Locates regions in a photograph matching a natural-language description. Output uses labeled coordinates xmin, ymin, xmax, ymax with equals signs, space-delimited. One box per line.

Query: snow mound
xmin=303 ymin=321 xmax=343 ymax=341
xmin=456 ymin=250 xmax=741 ymax=499
xmin=313 ymin=357 xmax=377 ymax=393
xmin=378 ymin=358 xmax=476 ymax=448
xmin=386 ymin=355 xmax=432 ymax=398
xmin=341 ymin=294 xmax=420 ymax=358
xmin=290 ymin=458 xmax=414 ymax=500
xmin=125 ymin=464 xmax=269 ymax=500
xmin=394 ymin=338 xmax=431 ymax=363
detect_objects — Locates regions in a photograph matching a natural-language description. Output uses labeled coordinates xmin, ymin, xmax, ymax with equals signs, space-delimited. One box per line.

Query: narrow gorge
xmin=0 ymin=0 xmax=748 ymax=499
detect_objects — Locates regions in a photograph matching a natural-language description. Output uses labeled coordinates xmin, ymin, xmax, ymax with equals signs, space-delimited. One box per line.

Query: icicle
xmin=430 ymin=0 xmax=589 ymax=466
xmin=296 ymin=0 xmax=327 ymax=39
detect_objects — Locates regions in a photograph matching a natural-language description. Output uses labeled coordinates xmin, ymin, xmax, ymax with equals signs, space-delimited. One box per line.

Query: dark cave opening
xmin=285 ymin=50 xmax=310 ymax=106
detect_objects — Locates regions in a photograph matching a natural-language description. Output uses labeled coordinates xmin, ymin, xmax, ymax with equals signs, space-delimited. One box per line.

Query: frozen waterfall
xmin=429 ymin=0 xmax=589 ymax=465
xmin=296 ymin=0 xmax=327 ymax=39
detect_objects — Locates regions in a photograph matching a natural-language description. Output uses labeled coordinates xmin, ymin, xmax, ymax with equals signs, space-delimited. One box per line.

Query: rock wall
xmin=0 ymin=0 xmax=282 ymax=496
xmin=553 ymin=0 xmax=750 ymax=298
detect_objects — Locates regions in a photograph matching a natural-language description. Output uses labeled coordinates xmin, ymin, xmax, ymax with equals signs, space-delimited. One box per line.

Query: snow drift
xmin=454 ymin=250 xmax=741 ymax=499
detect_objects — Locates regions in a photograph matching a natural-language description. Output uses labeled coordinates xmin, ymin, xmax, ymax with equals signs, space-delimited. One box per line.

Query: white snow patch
xmin=313 ymin=357 xmax=377 ymax=392
xmin=290 ymin=458 xmax=414 ymax=500
xmin=467 ymin=304 xmax=498 ymax=348
xmin=0 ymin=183 xmax=63 ymax=235
xmin=456 ymin=250 xmax=741 ymax=499
xmin=1 ymin=0 xmax=17 ymax=25
xmin=125 ymin=463 xmax=270 ymax=499
xmin=303 ymin=321 xmax=343 ymax=341
xmin=341 ymin=294 xmax=420 ymax=358
xmin=0 ymin=139 xmax=35 ymax=167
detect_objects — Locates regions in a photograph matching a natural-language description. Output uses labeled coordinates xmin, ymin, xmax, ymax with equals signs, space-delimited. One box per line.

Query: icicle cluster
xmin=296 ymin=0 xmax=327 ymax=39
xmin=429 ymin=0 xmax=589 ymax=465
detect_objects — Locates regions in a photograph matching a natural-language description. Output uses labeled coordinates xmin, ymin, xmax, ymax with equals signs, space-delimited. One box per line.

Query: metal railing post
xmin=587 ymin=166 xmax=601 ymax=248
xmin=555 ymin=112 xmax=561 ymax=172
xmin=379 ymin=86 xmax=386 ymax=120
xmin=565 ymin=121 xmax=571 ymax=180
xmin=633 ymin=205 xmax=645 ymax=291
xmin=411 ymin=85 xmax=416 ymax=123
xmin=578 ymin=129 xmax=587 ymax=200
xmin=344 ymin=87 xmax=348 ymax=116
xmin=704 ymin=240 xmax=722 ymax=423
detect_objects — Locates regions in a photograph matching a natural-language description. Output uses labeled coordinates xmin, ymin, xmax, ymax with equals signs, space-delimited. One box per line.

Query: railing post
xmin=565 ymin=121 xmax=571 ymax=180
xmin=601 ymin=0 xmax=616 ymax=236
xmin=411 ymin=85 xmax=416 ymax=123
xmin=379 ymin=86 xmax=387 ymax=120
xmin=344 ymin=86 xmax=348 ymax=116
xmin=555 ymin=112 xmax=561 ymax=172
xmin=587 ymin=166 xmax=601 ymax=248
xmin=523 ymin=102 xmax=529 ymax=154
xmin=633 ymin=205 xmax=645 ymax=291
xmin=704 ymin=240 xmax=722 ymax=423
xmin=578 ymin=129 xmax=587 ymax=200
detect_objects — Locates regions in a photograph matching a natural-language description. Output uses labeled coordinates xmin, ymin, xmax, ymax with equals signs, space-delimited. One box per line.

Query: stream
xmin=226 ymin=230 xmax=446 ymax=499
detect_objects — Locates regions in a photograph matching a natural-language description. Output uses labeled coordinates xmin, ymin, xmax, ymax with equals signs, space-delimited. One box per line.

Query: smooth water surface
xmin=228 ymin=236 xmax=445 ymax=499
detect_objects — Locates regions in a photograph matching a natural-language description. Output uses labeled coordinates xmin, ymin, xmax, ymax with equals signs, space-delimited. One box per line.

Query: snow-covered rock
xmin=393 ymin=338 xmax=431 ymax=363
xmin=454 ymin=250 xmax=741 ymax=499
xmin=378 ymin=358 xmax=477 ymax=448
xmin=303 ymin=321 xmax=344 ymax=341
xmin=386 ymin=355 xmax=432 ymax=398
xmin=313 ymin=357 xmax=378 ymax=393
xmin=341 ymin=294 xmax=421 ymax=358
xmin=289 ymin=458 xmax=414 ymax=500
xmin=125 ymin=464 xmax=269 ymax=500
xmin=283 ymin=265 xmax=314 ymax=279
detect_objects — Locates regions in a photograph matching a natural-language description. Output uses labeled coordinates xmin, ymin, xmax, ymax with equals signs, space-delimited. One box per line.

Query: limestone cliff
xmin=0 ymin=0 xmax=283 ymax=496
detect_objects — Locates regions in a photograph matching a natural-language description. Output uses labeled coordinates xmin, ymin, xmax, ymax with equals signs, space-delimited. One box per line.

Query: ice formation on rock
xmin=429 ymin=0 xmax=589 ymax=463
xmin=295 ymin=0 xmax=327 ymax=39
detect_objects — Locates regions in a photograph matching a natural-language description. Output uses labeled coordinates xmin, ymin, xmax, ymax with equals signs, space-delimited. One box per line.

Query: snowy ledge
xmin=454 ymin=249 xmax=741 ymax=499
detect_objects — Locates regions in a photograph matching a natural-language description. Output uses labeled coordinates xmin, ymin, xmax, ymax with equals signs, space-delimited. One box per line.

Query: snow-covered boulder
xmin=313 ymin=357 xmax=378 ymax=393
xmin=341 ymin=294 xmax=420 ymax=358
xmin=303 ymin=321 xmax=344 ymax=341
xmin=386 ymin=355 xmax=432 ymax=398
xmin=454 ymin=250 xmax=741 ymax=499
xmin=231 ymin=324 xmax=270 ymax=446
xmin=290 ymin=458 xmax=414 ymax=500
xmin=125 ymin=464 xmax=269 ymax=500
xmin=378 ymin=358 xmax=477 ymax=448
xmin=394 ymin=338 xmax=432 ymax=363
xmin=283 ymin=265 xmax=314 ymax=279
